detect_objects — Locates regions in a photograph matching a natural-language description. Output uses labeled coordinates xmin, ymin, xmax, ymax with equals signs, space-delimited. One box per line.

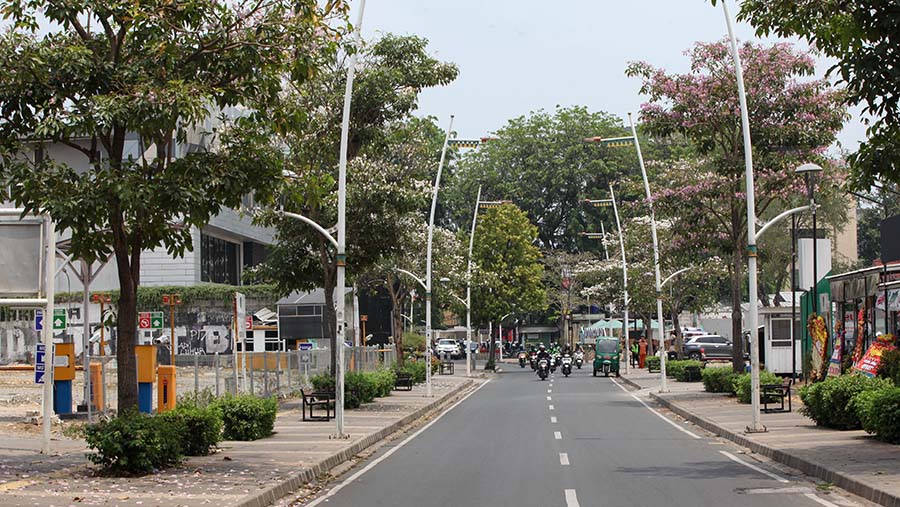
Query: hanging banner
xmin=809 ymin=315 xmax=828 ymax=381
xmin=853 ymin=334 xmax=896 ymax=377
xmin=827 ymin=339 xmax=842 ymax=377
xmin=875 ymin=289 xmax=900 ymax=312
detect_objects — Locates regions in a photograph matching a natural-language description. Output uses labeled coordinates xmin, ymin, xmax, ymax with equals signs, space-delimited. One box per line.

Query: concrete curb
xmin=618 ymin=375 xmax=644 ymax=391
xmin=647 ymin=392 xmax=900 ymax=507
xmin=234 ymin=379 xmax=476 ymax=507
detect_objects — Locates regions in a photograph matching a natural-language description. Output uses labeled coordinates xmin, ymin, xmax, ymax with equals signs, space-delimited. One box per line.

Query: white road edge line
xmin=559 ymin=453 xmax=570 ymax=466
xmin=803 ymin=493 xmax=841 ymax=507
xmin=565 ymin=489 xmax=580 ymax=507
xmin=610 ymin=378 xmax=701 ymax=439
xmin=305 ymin=379 xmax=492 ymax=507
xmin=550 ymin=416 xmax=557 ymax=424
xmin=720 ymin=451 xmax=789 ymax=483
xmin=554 ymin=431 xmax=562 ymax=440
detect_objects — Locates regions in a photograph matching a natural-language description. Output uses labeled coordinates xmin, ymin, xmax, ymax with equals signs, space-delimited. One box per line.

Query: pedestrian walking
xmin=631 ymin=342 xmax=639 ymax=367
xmin=638 ymin=336 xmax=648 ymax=368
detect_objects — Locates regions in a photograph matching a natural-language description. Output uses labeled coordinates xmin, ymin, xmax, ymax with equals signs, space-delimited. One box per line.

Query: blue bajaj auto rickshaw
xmin=593 ymin=336 xmax=620 ymax=377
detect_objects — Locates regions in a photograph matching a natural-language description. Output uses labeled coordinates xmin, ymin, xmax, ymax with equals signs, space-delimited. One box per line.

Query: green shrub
xmin=877 ymin=349 xmax=900 ymax=386
xmin=310 ymin=373 xmax=335 ymax=392
xmin=84 ymin=410 xmax=181 ymax=475
xmin=702 ymin=366 xmax=738 ymax=393
xmin=732 ymin=371 xmax=780 ymax=404
xmin=159 ymin=404 xmax=222 ymax=456
xmin=178 ymin=387 xmax=217 ymax=408
xmin=646 ymin=356 xmax=660 ymax=371
xmin=368 ymin=369 xmax=396 ymax=398
xmin=403 ymin=332 xmax=426 ymax=352
xmin=397 ymin=361 xmax=427 ymax=384
xmin=799 ymin=375 xmax=894 ymax=429
xmin=212 ymin=395 xmax=277 ymax=441
xmin=667 ymin=360 xmax=705 ymax=382
xmin=855 ymin=386 xmax=900 ymax=443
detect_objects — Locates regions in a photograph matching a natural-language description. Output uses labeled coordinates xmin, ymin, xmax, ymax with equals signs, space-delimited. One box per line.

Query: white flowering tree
xmin=362 ymin=221 xmax=465 ymax=364
xmin=578 ymin=212 xmax=728 ymax=356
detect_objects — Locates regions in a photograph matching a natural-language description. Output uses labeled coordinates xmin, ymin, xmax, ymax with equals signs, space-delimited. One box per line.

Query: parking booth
xmin=135 ymin=344 xmax=156 ymax=413
xmin=53 ymin=343 xmax=75 ymax=415
xmin=157 ymin=365 xmax=176 ymax=413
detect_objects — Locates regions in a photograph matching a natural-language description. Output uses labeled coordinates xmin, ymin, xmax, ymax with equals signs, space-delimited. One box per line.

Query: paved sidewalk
xmin=0 ymin=372 xmax=479 ymax=507
xmin=621 ymin=369 xmax=900 ymax=507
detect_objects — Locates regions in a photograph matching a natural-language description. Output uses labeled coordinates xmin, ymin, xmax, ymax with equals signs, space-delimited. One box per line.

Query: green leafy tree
xmin=0 ymin=0 xmax=342 ymax=410
xmin=361 ymin=220 xmax=465 ymax=365
xmin=444 ymin=106 xmax=638 ymax=251
xmin=470 ymin=204 xmax=547 ymax=369
xmin=735 ymin=0 xmax=900 ymax=189
xmin=627 ymin=40 xmax=847 ymax=371
xmin=253 ymin=36 xmax=457 ymax=372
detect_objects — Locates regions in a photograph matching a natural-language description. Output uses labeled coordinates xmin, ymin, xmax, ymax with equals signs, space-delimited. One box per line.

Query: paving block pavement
xmin=621 ymin=369 xmax=900 ymax=507
xmin=0 ymin=373 xmax=479 ymax=507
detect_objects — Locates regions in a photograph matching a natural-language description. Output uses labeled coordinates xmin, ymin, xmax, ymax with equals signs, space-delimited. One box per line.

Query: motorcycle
xmin=549 ymin=355 xmax=557 ymax=373
xmin=574 ymin=351 xmax=584 ymax=369
xmin=518 ymin=351 xmax=528 ymax=368
xmin=561 ymin=354 xmax=573 ymax=377
xmin=537 ymin=358 xmax=549 ymax=380
xmin=529 ymin=352 xmax=538 ymax=370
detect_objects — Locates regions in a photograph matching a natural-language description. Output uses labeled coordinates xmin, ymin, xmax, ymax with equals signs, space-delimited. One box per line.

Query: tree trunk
xmin=322 ymin=267 xmax=337 ymax=377
xmin=671 ymin=307 xmax=684 ymax=359
xmin=112 ymin=227 xmax=139 ymax=411
xmin=486 ymin=323 xmax=496 ymax=370
xmin=730 ymin=241 xmax=745 ymax=374
xmin=387 ymin=278 xmax=405 ymax=367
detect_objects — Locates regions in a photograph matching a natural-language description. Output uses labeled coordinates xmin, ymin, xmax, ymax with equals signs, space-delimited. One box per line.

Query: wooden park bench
xmin=440 ymin=359 xmax=454 ymax=375
xmin=301 ymin=389 xmax=334 ymax=421
xmin=394 ymin=372 xmax=413 ymax=391
xmin=762 ymin=377 xmax=793 ymax=413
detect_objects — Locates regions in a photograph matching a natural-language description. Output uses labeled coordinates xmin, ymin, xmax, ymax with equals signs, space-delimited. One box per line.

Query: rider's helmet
xmin=539 ymin=343 xmax=546 ymax=351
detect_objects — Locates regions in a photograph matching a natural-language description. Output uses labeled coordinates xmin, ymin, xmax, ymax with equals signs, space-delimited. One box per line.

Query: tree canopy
xmin=0 ymin=0 xmax=343 ymax=409
xmin=735 ymin=0 xmax=900 ymax=189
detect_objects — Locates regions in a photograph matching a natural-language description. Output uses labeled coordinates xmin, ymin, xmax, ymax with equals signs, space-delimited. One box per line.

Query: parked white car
xmin=435 ymin=338 xmax=461 ymax=359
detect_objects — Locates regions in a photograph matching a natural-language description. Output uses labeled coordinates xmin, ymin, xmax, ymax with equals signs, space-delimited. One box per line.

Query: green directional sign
xmin=52 ymin=308 xmax=66 ymax=330
xmin=151 ymin=311 xmax=164 ymax=330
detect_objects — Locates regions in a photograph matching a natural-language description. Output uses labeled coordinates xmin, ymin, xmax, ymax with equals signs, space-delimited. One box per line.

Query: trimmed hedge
xmin=855 ymin=386 xmax=900 ymax=443
xmin=732 ymin=371 xmax=781 ymax=404
xmin=702 ymin=366 xmax=738 ymax=393
xmin=84 ymin=410 xmax=182 ymax=475
xmin=159 ymin=404 xmax=222 ymax=456
xmin=667 ymin=360 xmax=705 ymax=382
xmin=310 ymin=369 xmax=397 ymax=409
xmin=646 ymin=356 xmax=660 ymax=371
xmin=877 ymin=349 xmax=900 ymax=386
xmin=212 ymin=394 xmax=277 ymax=441
xmin=799 ymin=374 xmax=893 ymax=430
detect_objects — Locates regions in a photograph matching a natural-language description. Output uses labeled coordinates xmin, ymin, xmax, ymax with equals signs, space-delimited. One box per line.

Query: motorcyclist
xmin=536 ymin=344 xmax=552 ymax=361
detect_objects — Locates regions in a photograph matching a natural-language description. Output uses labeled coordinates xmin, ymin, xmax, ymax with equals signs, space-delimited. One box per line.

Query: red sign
xmin=162 ymin=295 xmax=170 ymax=305
xmin=853 ymin=337 xmax=897 ymax=377
xmin=245 ymin=316 xmax=253 ymax=331
xmin=138 ymin=312 xmax=151 ymax=330
xmin=360 ymin=315 xmax=368 ymax=322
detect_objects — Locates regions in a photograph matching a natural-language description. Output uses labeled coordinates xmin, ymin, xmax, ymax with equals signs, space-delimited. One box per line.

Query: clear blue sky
xmin=363 ymin=0 xmax=865 ymax=151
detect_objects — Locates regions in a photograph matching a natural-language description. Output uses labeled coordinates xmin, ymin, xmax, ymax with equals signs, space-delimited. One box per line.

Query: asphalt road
xmin=303 ymin=364 xmax=859 ymax=507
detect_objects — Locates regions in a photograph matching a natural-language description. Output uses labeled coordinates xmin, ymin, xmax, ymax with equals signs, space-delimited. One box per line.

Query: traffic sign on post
xmin=138 ymin=312 xmax=152 ymax=330
xmin=151 ymin=311 xmax=163 ymax=329
xmin=35 ymin=309 xmax=43 ymax=331
xmin=244 ymin=315 xmax=253 ymax=331
xmin=52 ymin=308 xmax=66 ymax=330
xmin=35 ymin=343 xmax=46 ymax=384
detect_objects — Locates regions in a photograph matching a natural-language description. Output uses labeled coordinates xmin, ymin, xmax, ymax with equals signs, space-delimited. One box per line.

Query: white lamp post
xmin=721 ymin=0 xmax=763 ymax=432
xmin=627 ymin=112 xmax=669 ymax=393
xmin=424 ymin=115 xmax=455 ymax=398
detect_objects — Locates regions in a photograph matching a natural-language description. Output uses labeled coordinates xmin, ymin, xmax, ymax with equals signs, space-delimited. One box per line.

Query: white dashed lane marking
xmin=565 ymin=489 xmax=580 ymax=507
xmin=559 ymin=453 xmax=570 ymax=466
xmin=554 ymin=431 xmax=562 ymax=440
xmin=550 ymin=416 xmax=557 ymax=424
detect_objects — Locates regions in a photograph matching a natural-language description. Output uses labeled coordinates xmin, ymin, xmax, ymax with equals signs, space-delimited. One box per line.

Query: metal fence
xmin=0 ymin=347 xmax=397 ymax=420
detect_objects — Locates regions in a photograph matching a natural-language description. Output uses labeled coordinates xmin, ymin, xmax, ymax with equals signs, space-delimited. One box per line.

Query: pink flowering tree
xmin=626 ymin=40 xmax=847 ymax=372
